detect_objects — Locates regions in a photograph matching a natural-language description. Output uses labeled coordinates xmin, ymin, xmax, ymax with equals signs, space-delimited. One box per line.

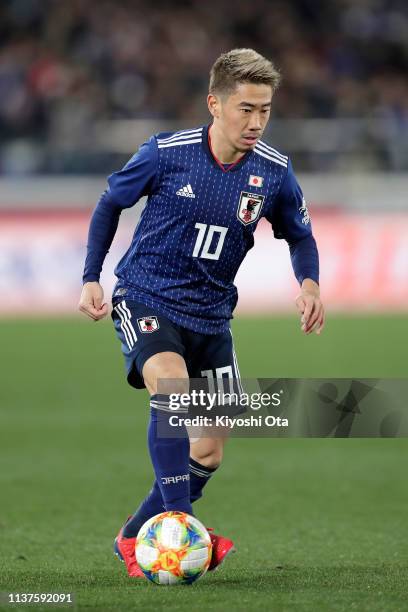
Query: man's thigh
xmin=185 ymin=328 xmax=242 ymax=392
xmin=142 ymin=351 xmax=189 ymax=396
xmin=111 ymin=299 xmax=185 ymax=389
xmin=184 ymin=328 xmax=242 ymax=441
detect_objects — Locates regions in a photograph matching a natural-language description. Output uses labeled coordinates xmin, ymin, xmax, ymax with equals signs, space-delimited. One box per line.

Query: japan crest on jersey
xmin=137 ymin=316 xmax=160 ymax=333
xmin=237 ymin=191 xmax=265 ymax=225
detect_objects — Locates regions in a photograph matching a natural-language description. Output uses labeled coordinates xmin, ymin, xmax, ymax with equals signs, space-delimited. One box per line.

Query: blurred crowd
xmin=1 ymin=0 xmax=408 ymax=172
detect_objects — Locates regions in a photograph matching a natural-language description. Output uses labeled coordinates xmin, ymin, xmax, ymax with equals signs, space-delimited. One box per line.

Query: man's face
xmin=208 ymin=82 xmax=272 ymax=152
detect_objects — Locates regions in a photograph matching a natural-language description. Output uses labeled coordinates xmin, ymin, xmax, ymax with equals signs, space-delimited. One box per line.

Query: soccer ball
xmin=136 ymin=511 xmax=212 ymax=585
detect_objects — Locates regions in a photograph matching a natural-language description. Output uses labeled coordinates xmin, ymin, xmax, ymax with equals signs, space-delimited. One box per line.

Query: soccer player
xmin=79 ymin=48 xmax=324 ymax=578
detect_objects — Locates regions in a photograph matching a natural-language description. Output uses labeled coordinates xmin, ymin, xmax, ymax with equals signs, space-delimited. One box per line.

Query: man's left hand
xmin=295 ymin=279 xmax=325 ymax=335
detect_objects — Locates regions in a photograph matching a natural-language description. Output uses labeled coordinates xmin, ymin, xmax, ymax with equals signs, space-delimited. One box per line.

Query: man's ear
xmin=207 ymin=93 xmax=220 ymax=119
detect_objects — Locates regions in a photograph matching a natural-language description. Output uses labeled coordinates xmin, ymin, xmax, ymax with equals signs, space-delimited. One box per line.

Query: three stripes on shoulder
xmin=157 ymin=128 xmax=203 ymax=149
xmin=254 ymin=141 xmax=288 ymax=168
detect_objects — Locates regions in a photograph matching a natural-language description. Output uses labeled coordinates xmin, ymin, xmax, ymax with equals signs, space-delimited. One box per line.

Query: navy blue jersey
xmin=84 ymin=123 xmax=318 ymax=334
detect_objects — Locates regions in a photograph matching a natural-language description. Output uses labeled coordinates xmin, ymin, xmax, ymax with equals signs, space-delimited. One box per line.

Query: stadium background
xmin=1 ymin=1 xmax=407 ymax=610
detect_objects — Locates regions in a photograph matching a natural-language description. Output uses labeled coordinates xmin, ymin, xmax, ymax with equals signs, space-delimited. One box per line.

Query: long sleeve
xmin=267 ymin=159 xmax=319 ymax=285
xmin=82 ymin=190 xmax=123 ymax=282
xmin=288 ymin=234 xmax=319 ymax=285
xmin=82 ymin=137 xmax=158 ymax=283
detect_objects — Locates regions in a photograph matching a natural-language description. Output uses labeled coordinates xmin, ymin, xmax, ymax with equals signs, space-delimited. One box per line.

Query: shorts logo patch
xmin=237 ymin=191 xmax=265 ymax=225
xmin=137 ymin=316 xmax=160 ymax=333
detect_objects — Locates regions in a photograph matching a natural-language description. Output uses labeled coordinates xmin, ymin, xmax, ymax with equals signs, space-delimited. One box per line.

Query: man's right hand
xmin=78 ymin=282 xmax=109 ymax=321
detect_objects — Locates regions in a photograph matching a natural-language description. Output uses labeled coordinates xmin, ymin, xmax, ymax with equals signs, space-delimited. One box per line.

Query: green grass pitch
xmin=1 ymin=315 xmax=407 ymax=611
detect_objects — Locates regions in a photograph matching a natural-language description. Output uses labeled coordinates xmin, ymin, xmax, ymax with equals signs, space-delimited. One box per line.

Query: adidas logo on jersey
xmin=176 ymin=184 xmax=196 ymax=198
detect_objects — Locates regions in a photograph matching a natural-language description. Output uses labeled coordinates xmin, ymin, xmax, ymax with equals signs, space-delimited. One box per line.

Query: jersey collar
xmin=202 ymin=123 xmax=253 ymax=173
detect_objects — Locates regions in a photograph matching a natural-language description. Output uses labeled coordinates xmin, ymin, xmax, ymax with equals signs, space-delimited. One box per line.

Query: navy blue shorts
xmin=111 ymin=299 xmax=242 ymax=391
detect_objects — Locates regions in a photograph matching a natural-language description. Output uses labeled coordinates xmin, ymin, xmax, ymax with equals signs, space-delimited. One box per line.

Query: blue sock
xmin=122 ymin=458 xmax=218 ymax=538
xmin=189 ymin=458 xmax=218 ymax=503
xmin=148 ymin=395 xmax=192 ymax=514
xmin=122 ymin=480 xmax=164 ymax=538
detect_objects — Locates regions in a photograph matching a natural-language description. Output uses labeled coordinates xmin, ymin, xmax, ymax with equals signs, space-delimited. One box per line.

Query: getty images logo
xmin=161 ymin=474 xmax=190 ymax=485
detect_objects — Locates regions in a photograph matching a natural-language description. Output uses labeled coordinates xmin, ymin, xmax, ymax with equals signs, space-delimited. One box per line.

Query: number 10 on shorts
xmin=192 ymin=223 xmax=228 ymax=260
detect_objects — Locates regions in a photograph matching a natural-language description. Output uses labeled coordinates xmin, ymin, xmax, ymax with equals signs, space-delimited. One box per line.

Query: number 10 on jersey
xmin=192 ymin=223 xmax=228 ymax=261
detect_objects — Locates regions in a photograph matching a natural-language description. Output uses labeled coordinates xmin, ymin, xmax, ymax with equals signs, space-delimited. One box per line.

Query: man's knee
xmin=143 ymin=351 xmax=189 ymax=396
